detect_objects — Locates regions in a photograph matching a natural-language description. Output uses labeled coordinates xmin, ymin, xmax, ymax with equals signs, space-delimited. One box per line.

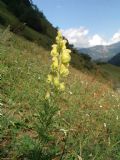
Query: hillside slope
xmin=0 ymin=0 xmax=57 ymax=48
xmin=0 ymin=28 xmax=120 ymax=159
xmin=108 ymin=53 xmax=120 ymax=66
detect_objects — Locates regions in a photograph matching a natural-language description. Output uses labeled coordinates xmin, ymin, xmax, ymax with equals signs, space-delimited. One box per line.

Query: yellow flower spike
xmin=53 ymin=77 xmax=60 ymax=87
xmin=46 ymin=30 xmax=71 ymax=98
xmin=47 ymin=74 xmax=53 ymax=84
xmin=60 ymin=64 xmax=69 ymax=77
xmin=59 ymin=82 xmax=65 ymax=91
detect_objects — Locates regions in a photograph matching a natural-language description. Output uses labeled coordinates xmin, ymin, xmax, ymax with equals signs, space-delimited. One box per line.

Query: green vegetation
xmin=0 ymin=1 xmax=120 ymax=159
xmin=108 ymin=53 xmax=120 ymax=67
xmin=0 ymin=28 xmax=120 ymax=159
xmin=71 ymin=51 xmax=95 ymax=71
xmin=0 ymin=0 xmax=57 ymax=49
xmin=2 ymin=0 xmax=57 ymax=39
xmin=100 ymin=63 xmax=120 ymax=90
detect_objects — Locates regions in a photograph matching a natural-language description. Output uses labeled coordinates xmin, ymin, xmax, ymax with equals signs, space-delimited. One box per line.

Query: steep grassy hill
xmin=0 ymin=26 xmax=120 ymax=159
xmin=95 ymin=62 xmax=120 ymax=88
xmin=0 ymin=0 xmax=57 ymax=49
xmin=108 ymin=53 xmax=120 ymax=67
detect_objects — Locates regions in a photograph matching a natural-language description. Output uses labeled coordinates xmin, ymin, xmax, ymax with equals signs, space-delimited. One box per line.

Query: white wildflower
xmin=104 ymin=123 xmax=106 ymax=128
xmin=60 ymin=128 xmax=68 ymax=136
xmin=116 ymin=115 xmax=119 ymax=120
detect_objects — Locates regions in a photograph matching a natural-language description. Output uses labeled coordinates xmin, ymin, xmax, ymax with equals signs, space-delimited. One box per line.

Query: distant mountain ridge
xmin=108 ymin=53 xmax=120 ymax=66
xmin=79 ymin=41 xmax=120 ymax=61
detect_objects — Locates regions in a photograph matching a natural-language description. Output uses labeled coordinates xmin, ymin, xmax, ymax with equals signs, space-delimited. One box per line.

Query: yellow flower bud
xmin=45 ymin=91 xmax=50 ymax=100
xmin=63 ymin=39 xmax=67 ymax=45
xmin=56 ymin=37 xmax=59 ymax=43
xmin=52 ymin=57 xmax=57 ymax=62
xmin=47 ymin=74 xmax=53 ymax=83
xmin=56 ymin=31 xmax=63 ymax=43
xmin=51 ymin=58 xmax=58 ymax=71
xmin=53 ymin=77 xmax=60 ymax=87
xmin=64 ymin=49 xmax=71 ymax=54
xmin=51 ymin=48 xmax=58 ymax=57
xmin=59 ymin=39 xmax=67 ymax=50
xmin=58 ymin=31 xmax=62 ymax=37
xmin=60 ymin=64 xmax=69 ymax=77
xmin=52 ymin=44 xmax=57 ymax=48
xmin=61 ymin=51 xmax=71 ymax=64
xmin=59 ymin=82 xmax=65 ymax=91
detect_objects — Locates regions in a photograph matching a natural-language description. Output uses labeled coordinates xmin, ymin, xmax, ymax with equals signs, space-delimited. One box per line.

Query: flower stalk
xmin=46 ymin=31 xmax=71 ymax=97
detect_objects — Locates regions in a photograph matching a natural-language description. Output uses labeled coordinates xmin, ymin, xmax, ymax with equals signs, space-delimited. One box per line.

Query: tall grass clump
xmin=0 ymin=25 xmax=12 ymax=43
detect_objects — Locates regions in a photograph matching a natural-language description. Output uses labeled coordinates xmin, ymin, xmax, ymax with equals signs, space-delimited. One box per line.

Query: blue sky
xmin=32 ymin=0 xmax=120 ymax=47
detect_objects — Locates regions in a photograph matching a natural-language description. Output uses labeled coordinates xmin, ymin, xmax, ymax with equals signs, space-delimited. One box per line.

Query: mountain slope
xmin=1 ymin=26 xmax=120 ymax=160
xmin=0 ymin=0 xmax=57 ymax=48
xmin=79 ymin=41 xmax=120 ymax=61
xmin=108 ymin=53 xmax=120 ymax=66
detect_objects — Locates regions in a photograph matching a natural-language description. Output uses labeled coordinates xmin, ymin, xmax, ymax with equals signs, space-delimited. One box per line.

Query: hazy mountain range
xmin=79 ymin=41 xmax=120 ymax=61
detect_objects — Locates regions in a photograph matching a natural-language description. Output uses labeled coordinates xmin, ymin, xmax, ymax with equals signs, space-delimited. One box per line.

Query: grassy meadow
xmin=0 ymin=27 xmax=120 ymax=160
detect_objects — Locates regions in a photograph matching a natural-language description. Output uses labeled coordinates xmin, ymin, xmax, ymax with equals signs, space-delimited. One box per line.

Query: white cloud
xmin=110 ymin=30 xmax=120 ymax=44
xmin=61 ymin=28 xmax=120 ymax=48
xmin=61 ymin=27 xmax=89 ymax=48
xmin=89 ymin=34 xmax=107 ymax=46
